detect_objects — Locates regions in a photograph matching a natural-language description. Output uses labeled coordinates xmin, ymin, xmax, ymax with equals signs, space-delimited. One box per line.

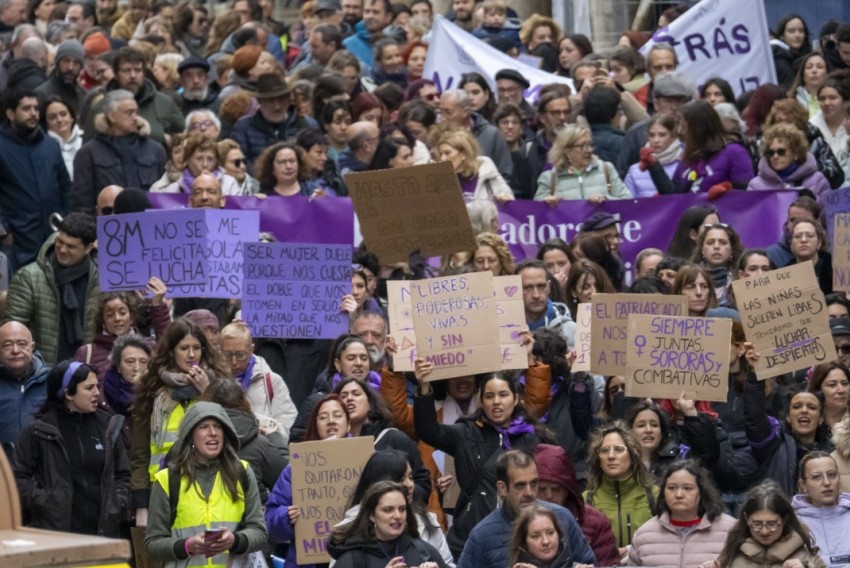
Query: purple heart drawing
xmin=510 ymin=330 xmax=522 ymax=341
xmin=292 ymin=453 xmax=300 ymax=459
xmin=504 ymin=286 xmax=518 ymax=297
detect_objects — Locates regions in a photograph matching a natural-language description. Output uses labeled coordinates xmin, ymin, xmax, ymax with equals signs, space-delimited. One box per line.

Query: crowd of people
xmin=2 ymin=0 xmax=850 ymax=566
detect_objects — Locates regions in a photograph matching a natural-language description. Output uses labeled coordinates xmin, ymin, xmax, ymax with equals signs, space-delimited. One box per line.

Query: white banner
xmin=423 ymin=15 xmax=574 ymax=103
xmin=640 ymin=0 xmax=776 ymax=96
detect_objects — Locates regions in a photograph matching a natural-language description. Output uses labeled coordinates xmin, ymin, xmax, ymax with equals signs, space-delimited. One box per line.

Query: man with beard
xmin=340 ymin=0 xmax=363 ymax=28
xmin=175 ymin=55 xmax=219 ymax=115
xmin=458 ymin=450 xmax=594 ymax=568
xmin=0 ymin=90 xmax=71 ymax=271
xmin=350 ymin=309 xmax=388 ymax=370
xmin=36 ymin=39 xmax=87 ymax=115
xmin=82 ymin=47 xmax=184 ymax=145
xmin=517 ymin=89 xmax=570 ymax=199
xmin=73 ymin=89 xmax=167 ymax=212
xmin=342 ymin=0 xmax=392 ymax=72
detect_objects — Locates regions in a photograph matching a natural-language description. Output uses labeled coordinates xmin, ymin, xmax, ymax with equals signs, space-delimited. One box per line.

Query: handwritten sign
xmin=290 ymin=437 xmax=374 ymax=564
xmin=824 ymin=186 xmax=850 ymax=244
xmin=97 ymin=209 xmax=259 ymax=298
xmin=241 ymin=242 xmax=351 ymax=339
xmin=590 ymin=294 xmax=688 ymax=375
xmin=834 ymin=213 xmax=850 ymax=292
xmin=345 ymin=161 xmax=476 ymax=263
xmin=573 ymin=303 xmax=592 ymax=372
xmin=410 ymin=272 xmax=501 ymax=381
xmin=626 ymin=314 xmax=731 ymax=402
xmin=493 ymin=275 xmax=528 ymax=371
xmin=732 ymin=262 xmax=836 ymax=379
xmin=388 ymin=280 xmax=417 ymax=372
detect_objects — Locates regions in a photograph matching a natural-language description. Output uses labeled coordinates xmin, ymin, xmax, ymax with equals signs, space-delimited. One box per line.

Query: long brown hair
xmin=507 ymin=505 xmax=564 ymax=567
xmin=330 ymin=481 xmax=419 ymax=545
xmin=681 ymin=101 xmax=730 ymax=163
xmin=133 ymin=318 xmax=230 ymax=421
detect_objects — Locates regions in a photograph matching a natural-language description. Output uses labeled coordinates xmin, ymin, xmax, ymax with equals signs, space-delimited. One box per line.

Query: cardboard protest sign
xmin=493 ymin=275 xmax=528 ymax=371
xmin=572 ymin=303 xmax=592 ymax=372
xmin=388 ymin=280 xmax=416 ymax=372
xmin=98 ymin=209 xmax=258 ymax=298
xmin=390 ymin=276 xmax=527 ymax=374
xmin=732 ymin=261 xmax=836 ymax=379
xmin=822 ymin=186 xmax=850 ymax=244
xmin=290 ymin=437 xmax=374 ymax=564
xmin=241 ymin=242 xmax=351 ymax=339
xmin=410 ymin=272 xmax=501 ymax=381
xmin=590 ymin=294 xmax=688 ymax=375
xmin=345 ymin=161 xmax=476 ymax=263
xmin=834 ymin=213 xmax=850 ymax=292
xmin=625 ymin=314 xmax=731 ymax=402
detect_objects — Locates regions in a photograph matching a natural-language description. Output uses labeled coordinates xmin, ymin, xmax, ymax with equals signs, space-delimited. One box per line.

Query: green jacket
xmin=144 ymin=402 xmax=268 ymax=565
xmin=584 ymin=474 xmax=659 ymax=548
xmin=534 ymin=156 xmax=631 ymax=201
xmin=4 ymin=233 xmax=99 ymax=364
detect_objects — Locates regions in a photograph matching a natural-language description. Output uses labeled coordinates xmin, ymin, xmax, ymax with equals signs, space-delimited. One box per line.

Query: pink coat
xmin=746 ymin=153 xmax=831 ymax=206
xmin=628 ymin=511 xmax=737 ymax=567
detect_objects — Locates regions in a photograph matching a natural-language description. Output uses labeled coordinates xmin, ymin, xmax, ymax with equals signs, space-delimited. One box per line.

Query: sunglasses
xmin=765 ymin=148 xmax=788 ymax=158
xmin=232 ymin=158 xmax=245 ymax=167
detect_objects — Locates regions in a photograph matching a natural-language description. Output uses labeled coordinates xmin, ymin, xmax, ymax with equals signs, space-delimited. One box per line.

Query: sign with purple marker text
xmin=590 ymin=294 xmax=688 ymax=375
xmin=732 ymin=261 xmax=835 ymax=379
xmin=388 ymin=280 xmax=416 ymax=372
xmin=241 ymin=242 xmax=351 ymax=339
xmin=626 ymin=314 xmax=731 ymax=402
xmin=290 ymin=437 xmax=374 ymax=564
xmin=493 ymin=275 xmax=528 ymax=371
xmin=573 ymin=303 xmax=592 ymax=373
xmin=97 ymin=209 xmax=258 ymax=298
xmin=410 ymin=272 xmax=500 ymax=381
xmin=833 ymin=213 xmax=850 ymax=292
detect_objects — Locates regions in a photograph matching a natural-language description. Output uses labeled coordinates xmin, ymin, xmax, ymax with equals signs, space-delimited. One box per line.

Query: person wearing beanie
xmin=535 ymin=444 xmax=621 ymax=567
xmin=36 ymin=39 xmax=87 ymax=115
xmin=79 ymin=32 xmax=112 ymax=91
xmin=111 ymin=187 xmax=151 ymax=214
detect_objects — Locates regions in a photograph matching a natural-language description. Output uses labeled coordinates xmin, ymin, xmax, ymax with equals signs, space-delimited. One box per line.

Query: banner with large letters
xmin=497 ymin=191 xmax=796 ymax=286
xmin=640 ymin=0 xmax=776 ymax=95
xmin=422 ymin=15 xmax=573 ymax=103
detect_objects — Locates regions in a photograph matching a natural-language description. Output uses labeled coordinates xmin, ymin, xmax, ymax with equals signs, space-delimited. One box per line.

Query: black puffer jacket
xmin=414 ymin=389 xmax=541 ymax=558
xmin=328 ymin=532 xmax=449 ymax=568
xmin=226 ymin=408 xmax=288 ymax=504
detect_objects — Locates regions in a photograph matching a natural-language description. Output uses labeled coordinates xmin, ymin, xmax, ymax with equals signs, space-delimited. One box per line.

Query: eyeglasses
xmin=222 ymin=351 xmax=251 ymax=361
xmin=597 ymin=445 xmax=627 ymax=456
xmin=766 ymin=148 xmax=788 ymax=158
xmin=317 ymin=411 xmax=346 ymax=422
xmin=568 ymin=143 xmax=594 ymax=151
xmin=747 ymin=518 xmax=782 ymax=532
xmin=792 ymin=232 xmax=817 ymax=241
xmin=189 ymin=120 xmax=214 ymax=131
xmin=805 ymin=470 xmax=838 ymax=483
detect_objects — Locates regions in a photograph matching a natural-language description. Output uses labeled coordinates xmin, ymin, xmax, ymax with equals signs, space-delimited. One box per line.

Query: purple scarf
xmin=103 ymin=368 xmax=135 ymax=415
xmin=235 ymin=356 xmax=256 ymax=390
xmin=180 ymin=167 xmax=224 ymax=193
xmin=483 ymin=416 xmax=536 ymax=449
xmin=332 ymin=370 xmax=382 ymax=391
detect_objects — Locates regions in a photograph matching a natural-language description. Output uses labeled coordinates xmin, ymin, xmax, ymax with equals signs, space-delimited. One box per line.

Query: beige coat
xmin=727 ymin=532 xmax=825 ymax=568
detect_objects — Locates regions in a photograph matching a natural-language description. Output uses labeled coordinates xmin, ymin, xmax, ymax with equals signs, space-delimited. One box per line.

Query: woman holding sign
xmin=742 ymin=345 xmax=834 ymax=498
xmin=785 ymin=219 xmax=832 ymax=295
xmin=266 ymin=393 xmax=351 ymax=568
xmin=413 ymin=361 xmax=548 ymax=559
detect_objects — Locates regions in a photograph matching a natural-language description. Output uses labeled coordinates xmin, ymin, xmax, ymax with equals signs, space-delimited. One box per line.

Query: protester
xmin=0 ymin=321 xmax=49 ymax=456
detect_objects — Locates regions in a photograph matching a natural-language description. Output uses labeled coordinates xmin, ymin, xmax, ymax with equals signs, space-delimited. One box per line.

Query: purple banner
xmin=499 ymin=191 xmax=797 ymax=285
xmin=98 ymin=209 xmax=259 ymax=298
xmin=148 ymin=194 xmax=355 ymax=245
xmin=242 ymin=242 xmax=352 ymax=339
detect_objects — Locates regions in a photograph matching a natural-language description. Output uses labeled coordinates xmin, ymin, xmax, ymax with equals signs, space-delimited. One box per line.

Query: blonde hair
xmin=221 ymin=321 xmax=253 ymax=343
xmin=519 ymin=14 xmax=561 ymax=46
xmin=154 ymin=52 xmax=183 ymax=86
xmin=481 ymin=0 xmax=506 ymax=16
xmin=548 ymin=124 xmax=591 ymax=170
xmin=437 ymin=129 xmax=480 ymax=178
xmin=469 ymin=232 xmax=515 ymax=275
